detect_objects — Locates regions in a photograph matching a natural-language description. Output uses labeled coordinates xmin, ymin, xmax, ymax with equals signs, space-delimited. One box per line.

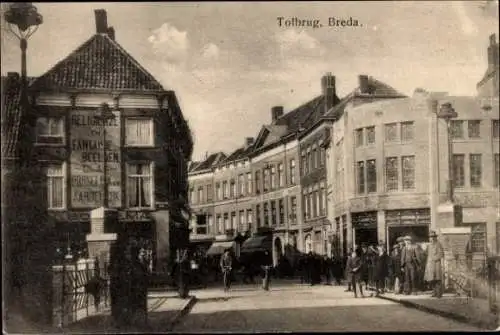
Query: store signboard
xmin=352 ymin=212 xmax=377 ymax=228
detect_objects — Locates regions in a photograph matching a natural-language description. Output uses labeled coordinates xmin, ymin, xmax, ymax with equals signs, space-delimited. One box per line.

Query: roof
xmin=223 ymin=143 xmax=254 ymax=163
xmin=30 ymin=34 xmax=165 ymax=92
xmin=1 ymin=75 xmax=36 ymax=159
xmin=189 ymin=152 xmax=227 ymax=173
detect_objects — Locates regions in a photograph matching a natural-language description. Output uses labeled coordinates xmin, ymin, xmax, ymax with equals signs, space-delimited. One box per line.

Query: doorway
xmin=387 ymin=225 xmax=429 ymax=248
xmin=354 ymin=228 xmax=378 ymax=248
xmin=273 ymin=237 xmax=283 ymax=267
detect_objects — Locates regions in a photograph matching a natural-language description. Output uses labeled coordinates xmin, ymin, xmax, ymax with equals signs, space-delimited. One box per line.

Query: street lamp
xmin=436 ymin=102 xmax=458 ymax=202
xmin=95 ymin=102 xmax=116 ymax=208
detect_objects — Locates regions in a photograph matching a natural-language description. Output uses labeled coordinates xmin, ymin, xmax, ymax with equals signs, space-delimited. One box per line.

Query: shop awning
xmin=240 ymin=235 xmax=272 ymax=254
xmin=206 ymin=241 xmax=235 ymax=256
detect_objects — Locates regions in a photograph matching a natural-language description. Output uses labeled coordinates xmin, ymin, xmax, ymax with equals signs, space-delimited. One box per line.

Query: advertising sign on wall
xmin=70 ymin=110 xmax=122 ymax=208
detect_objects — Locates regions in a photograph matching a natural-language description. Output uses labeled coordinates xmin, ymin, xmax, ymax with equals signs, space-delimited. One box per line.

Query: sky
xmin=1 ymin=1 xmax=498 ymax=161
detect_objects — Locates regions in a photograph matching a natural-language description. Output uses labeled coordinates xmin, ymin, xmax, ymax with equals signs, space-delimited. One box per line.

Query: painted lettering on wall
xmin=70 ymin=110 xmax=122 ymax=208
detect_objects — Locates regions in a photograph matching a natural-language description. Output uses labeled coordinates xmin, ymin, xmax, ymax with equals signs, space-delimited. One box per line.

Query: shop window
xmin=385 ymin=123 xmax=398 ymax=142
xmin=125 ymin=117 xmax=153 ymax=146
xmin=36 ymin=116 xmax=65 ymax=144
xmin=357 ymin=161 xmax=365 ymax=194
xmin=453 ymin=154 xmax=465 ymax=188
xmin=385 ymin=157 xmax=398 ymax=191
xmin=47 ymin=163 xmax=65 ymax=209
xmin=366 ymin=126 xmax=376 ymax=145
xmin=367 ymin=159 xmax=377 ymax=193
xmin=470 ymin=223 xmax=487 ymax=253
xmin=127 ymin=162 xmax=152 ymax=208
xmin=469 ymin=154 xmax=482 ymax=188
xmin=401 ymin=121 xmax=414 ymax=142
xmin=355 ymin=128 xmax=364 ymax=147
xmin=450 ymin=120 xmax=464 ymax=139
xmin=402 ymin=156 xmax=416 ymax=190
xmin=468 ymin=120 xmax=481 ymax=139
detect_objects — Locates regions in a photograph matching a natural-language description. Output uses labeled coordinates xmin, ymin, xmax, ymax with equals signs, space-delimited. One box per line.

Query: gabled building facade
xmin=5 ymin=9 xmax=193 ymax=272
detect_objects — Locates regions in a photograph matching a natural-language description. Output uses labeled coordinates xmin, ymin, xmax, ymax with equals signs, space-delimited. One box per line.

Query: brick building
xmin=3 ymin=9 xmax=193 ymax=274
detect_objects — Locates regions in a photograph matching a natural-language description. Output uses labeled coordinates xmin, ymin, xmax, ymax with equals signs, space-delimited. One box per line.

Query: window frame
xmin=278 ymin=163 xmax=284 ymax=187
xmin=355 ymin=128 xmax=364 ymax=147
xmin=494 ymin=153 xmax=499 ymax=188
xmin=47 ymin=163 xmax=66 ymax=209
xmin=400 ymin=121 xmax=415 ymax=142
xmin=492 ymin=120 xmax=500 ymax=139
xmin=470 ymin=223 xmax=487 ymax=253
xmin=125 ymin=117 xmax=154 ymax=147
xmin=467 ymin=120 xmax=481 ymax=139
xmin=356 ymin=161 xmax=365 ymax=194
xmin=126 ymin=161 xmax=154 ymax=209
xmin=450 ymin=120 xmax=464 ymax=139
xmin=289 ymin=159 xmax=296 ymax=184
xmin=452 ymin=154 xmax=465 ymax=188
xmin=385 ymin=157 xmax=399 ymax=191
xmin=366 ymin=126 xmax=376 ymax=145
xmin=402 ymin=155 xmax=416 ymax=190
xmin=366 ymin=159 xmax=377 ymax=193
xmin=36 ymin=116 xmax=65 ymax=145
xmin=384 ymin=123 xmax=398 ymax=143
xmin=469 ymin=153 xmax=482 ymax=188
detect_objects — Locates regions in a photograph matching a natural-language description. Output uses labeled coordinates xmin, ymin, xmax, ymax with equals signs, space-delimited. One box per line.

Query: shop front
xmin=352 ymin=211 xmax=378 ymax=247
xmin=385 ymin=208 xmax=430 ymax=248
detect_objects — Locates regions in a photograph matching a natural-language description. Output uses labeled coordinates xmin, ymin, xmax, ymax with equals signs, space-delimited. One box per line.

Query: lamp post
xmin=436 ymin=102 xmax=458 ymax=202
xmin=95 ymin=102 xmax=116 ymax=208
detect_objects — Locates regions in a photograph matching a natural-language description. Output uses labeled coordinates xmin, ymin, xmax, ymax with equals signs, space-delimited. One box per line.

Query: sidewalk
xmin=377 ymin=292 xmax=499 ymax=330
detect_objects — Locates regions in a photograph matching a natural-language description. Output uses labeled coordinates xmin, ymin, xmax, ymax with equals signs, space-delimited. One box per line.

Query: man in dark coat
xmin=360 ymin=244 xmax=370 ymax=290
xmin=323 ymin=255 xmax=333 ymax=285
xmin=373 ymin=244 xmax=390 ymax=296
xmin=390 ymin=244 xmax=402 ymax=294
xmin=401 ymin=235 xmax=420 ymax=295
xmin=346 ymin=247 xmax=365 ymax=298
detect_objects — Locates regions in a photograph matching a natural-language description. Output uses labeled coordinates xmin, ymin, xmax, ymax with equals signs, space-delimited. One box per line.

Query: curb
xmin=165 ymin=295 xmax=197 ymax=331
xmin=377 ymin=295 xmax=498 ymax=330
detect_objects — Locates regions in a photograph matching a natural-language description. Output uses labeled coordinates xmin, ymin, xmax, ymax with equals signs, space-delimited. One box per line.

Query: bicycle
xmin=222 ymin=266 xmax=232 ymax=291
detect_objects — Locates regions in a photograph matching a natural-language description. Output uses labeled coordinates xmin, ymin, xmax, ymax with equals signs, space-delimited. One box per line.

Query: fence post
xmin=62 ymin=264 xmax=66 ymax=327
xmin=86 ymin=261 xmax=89 ymax=317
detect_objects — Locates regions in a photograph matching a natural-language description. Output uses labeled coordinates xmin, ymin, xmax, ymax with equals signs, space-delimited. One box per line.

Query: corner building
xmin=25 ymin=10 xmax=193 ymax=271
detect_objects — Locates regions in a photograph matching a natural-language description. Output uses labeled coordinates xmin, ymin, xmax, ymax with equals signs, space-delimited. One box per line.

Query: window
xmin=355 ymin=128 xmax=364 ymax=147
xmin=290 ymin=196 xmax=297 ymax=224
xmin=314 ymin=190 xmax=320 ymax=217
xmin=206 ymin=184 xmax=213 ymax=202
xmin=246 ymin=172 xmax=252 ymax=194
xmin=208 ymin=215 xmax=214 ymax=235
xmin=470 ymin=154 xmax=482 ymax=187
xmin=246 ymin=210 xmax=253 ymax=231
xmin=367 ymin=159 xmax=377 ymax=193
xmin=197 ymin=187 xmax=203 ymax=203
xmin=217 ymin=215 xmax=223 ymax=234
xmin=263 ymin=203 xmax=269 ymax=226
xmin=402 ymin=156 xmax=416 ymax=190
xmin=468 ymin=120 xmax=481 ymax=139
xmin=312 ymin=147 xmax=318 ymax=169
xmin=189 ymin=188 xmax=195 ymax=204
xmin=357 ymin=161 xmax=365 ymax=194
xmin=238 ymin=174 xmax=245 ymax=196
xmin=47 ymin=164 xmax=65 ymax=209
xmin=127 ymin=162 xmax=152 ymax=208
xmin=450 ymin=120 xmax=464 ymax=139
xmin=470 ymin=223 xmax=487 ymax=253
xmin=230 ymin=180 xmax=236 ymax=198
xmin=256 ymin=205 xmax=261 ymax=227
xmin=216 ymin=183 xmax=222 ymax=200
xmin=222 ymin=181 xmax=228 ymax=198
xmin=307 ymin=150 xmax=313 ymax=173
xmin=224 ymin=213 xmax=229 ymax=231
xmin=401 ymin=121 xmax=414 ymax=142
xmin=493 ymin=120 xmax=500 ymax=139
xmin=385 ymin=157 xmax=398 ymax=191
xmin=303 ymin=194 xmax=308 ymax=219
xmin=271 ymin=201 xmax=277 ymax=226
xmin=495 ymin=154 xmax=499 ymax=188
xmin=366 ymin=126 xmax=376 ymax=144
xmin=278 ymin=163 xmax=284 ymax=187
xmin=279 ymin=199 xmax=284 ymax=225
xmin=318 ymin=187 xmax=324 ymax=216
xmin=239 ymin=210 xmax=245 ymax=232
xmin=255 ymin=171 xmax=261 ymax=194
xmin=290 ymin=159 xmax=296 ymax=184
xmin=385 ymin=123 xmax=398 ymax=142
xmin=320 ymin=147 xmax=326 ymax=166
xmin=453 ymin=154 xmax=465 ymax=188
xmin=36 ymin=116 xmax=65 ymax=144
xmin=263 ymin=168 xmax=270 ymax=192
xmin=125 ymin=118 xmax=153 ymax=146
xmin=301 ymin=152 xmax=307 ymax=176
xmin=270 ymin=165 xmax=276 ymax=189
xmin=231 ymin=212 xmax=236 ymax=230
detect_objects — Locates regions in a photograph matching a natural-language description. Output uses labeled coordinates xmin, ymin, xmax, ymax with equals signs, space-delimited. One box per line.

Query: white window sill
xmin=124 ymin=144 xmax=155 ymax=148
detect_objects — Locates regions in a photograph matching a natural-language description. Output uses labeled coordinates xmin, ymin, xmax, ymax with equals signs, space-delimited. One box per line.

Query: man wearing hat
xmin=424 ymin=231 xmax=444 ymax=298
xmin=400 ymin=235 xmax=420 ymax=295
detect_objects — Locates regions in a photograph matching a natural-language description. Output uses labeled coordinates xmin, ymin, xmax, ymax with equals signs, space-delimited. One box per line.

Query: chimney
xmin=271 ymin=106 xmax=284 ymax=122
xmin=358 ymin=75 xmax=370 ymax=94
xmin=321 ymin=72 xmax=336 ymax=114
xmin=94 ymin=9 xmax=108 ymax=34
xmin=487 ymin=34 xmax=499 ymax=70
xmin=107 ymin=26 xmax=115 ymax=40
xmin=245 ymin=137 xmax=255 ymax=147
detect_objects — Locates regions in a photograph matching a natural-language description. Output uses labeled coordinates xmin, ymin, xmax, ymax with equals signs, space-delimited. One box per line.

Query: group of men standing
xmin=345 ymin=230 xmax=444 ymax=298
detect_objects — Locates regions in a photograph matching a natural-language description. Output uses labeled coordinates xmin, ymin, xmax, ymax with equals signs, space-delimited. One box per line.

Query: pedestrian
xmin=396 ymin=236 xmax=406 ymax=293
xmin=424 ymin=231 xmax=444 ymax=298
xmin=344 ymin=248 xmax=353 ymax=292
xmin=323 ymin=255 xmax=332 ymax=285
xmin=390 ymin=244 xmax=402 ymax=294
xmin=331 ymin=254 xmax=342 ymax=285
xmin=400 ymin=235 xmax=420 ymax=295
xmin=220 ymin=249 xmax=233 ymax=291
xmin=360 ymin=243 xmax=370 ymax=291
xmin=347 ymin=247 xmax=365 ymax=298
xmin=373 ymin=243 xmax=390 ymax=296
